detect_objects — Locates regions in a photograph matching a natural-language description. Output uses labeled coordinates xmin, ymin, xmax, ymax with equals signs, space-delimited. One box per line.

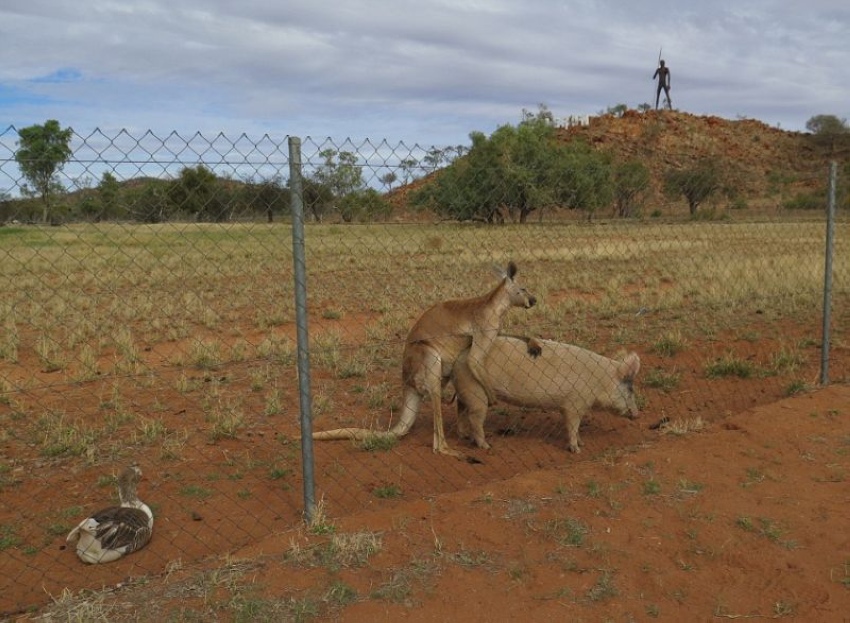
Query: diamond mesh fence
xmin=0 ymin=123 xmax=847 ymax=615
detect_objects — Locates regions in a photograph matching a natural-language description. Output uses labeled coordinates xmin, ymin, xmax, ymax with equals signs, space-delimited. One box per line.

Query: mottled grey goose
xmin=66 ymin=465 xmax=153 ymax=564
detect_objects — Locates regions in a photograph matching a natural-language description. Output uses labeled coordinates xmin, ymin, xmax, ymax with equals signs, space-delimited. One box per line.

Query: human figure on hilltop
xmin=653 ymin=59 xmax=672 ymax=110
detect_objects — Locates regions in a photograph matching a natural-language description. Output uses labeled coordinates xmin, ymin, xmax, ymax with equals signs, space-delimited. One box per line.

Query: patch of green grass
xmin=736 ymin=516 xmax=756 ymax=532
xmin=449 ymin=549 xmax=492 ymax=568
xmin=545 ymin=517 xmax=590 ymax=547
xmin=46 ymin=522 xmax=73 ymax=537
xmin=705 ymin=353 xmax=757 ymax=379
xmin=644 ymin=367 xmax=681 ymax=392
xmin=504 ymin=498 xmax=537 ymax=519
xmin=585 ymin=569 xmax=618 ymax=602
xmin=269 ymin=466 xmax=293 ymax=480
xmin=371 ymin=570 xmax=414 ymax=604
xmin=287 ymin=531 xmax=382 ymax=571
xmin=324 ymin=580 xmax=358 ymax=607
xmin=741 ymin=467 xmax=766 ymax=488
xmin=180 ymin=484 xmax=213 ymax=499
xmin=0 ymin=524 xmax=20 ymax=550
xmin=705 ymin=353 xmax=756 ymax=379
xmin=643 ymin=479 xmax=662 ymax=495
xmin=36 ymin=411 xmax=100 ymax=460
xmin=136 ymin=416 xmax=167 ymax=443
xmin=206 ymin=400 xmax=245 ymax=441
xmin=321 ymin=307 xmax=343 ymax=320
xmin=264 ymin=389 xmax=283 ymax=416
xmin=35 ymin=335 xmax=67 ymax=372
xmin=736 ymin=516 xmax=788 ymax=544
xmin=188 ymin=338 xmax=224 ymax=370
xmin=785 ymin=379 xmax=808 ymax=396
xmin=373 ymin=483 xmax=402 ymax=499
xmin=769 ymin=346 xmax=805 ymax=375
xmin=335 ymin=356 xmax=368 ymax=379
xmin=677 ymin=479 xmax=704 ymax=495
xmin=307 ymin=500 xmax=336 ymax=535
xmin=359 ymin=435 xmax=398 ymax=452
xmin=651 ymin=331 xmax=686 ymax=357
xmin=833 ymin=560 xmax=850 ymax=588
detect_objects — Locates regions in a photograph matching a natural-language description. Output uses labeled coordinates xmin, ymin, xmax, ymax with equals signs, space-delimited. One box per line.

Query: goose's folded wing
xmin=91 ymin=507 xmax=152 ymax=552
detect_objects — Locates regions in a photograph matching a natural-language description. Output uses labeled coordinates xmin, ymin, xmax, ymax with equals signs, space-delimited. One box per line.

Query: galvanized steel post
xmin=820 ymin=161 xmax=837 ymax=386
xmin=288 ymin=136 xmax=316 ymax=522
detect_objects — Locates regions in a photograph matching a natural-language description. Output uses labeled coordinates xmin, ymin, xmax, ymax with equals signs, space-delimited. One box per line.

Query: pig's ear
xmin=618 ymin=352 xmax=640 ymax=381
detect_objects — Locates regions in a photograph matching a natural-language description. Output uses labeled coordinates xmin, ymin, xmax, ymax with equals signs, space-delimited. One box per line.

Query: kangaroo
xmin=312 ymin=262 xmax=537 ymax=458
xmin=453 ymin=335 xmax=640 ymax=453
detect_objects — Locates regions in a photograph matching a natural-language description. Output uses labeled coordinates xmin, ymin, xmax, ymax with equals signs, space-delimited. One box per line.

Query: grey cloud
xmin=0 ymin=0 xmax=847 ymax=145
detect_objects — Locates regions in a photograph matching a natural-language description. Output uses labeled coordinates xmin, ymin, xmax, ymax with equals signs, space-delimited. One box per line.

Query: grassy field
xmin=0 ymin=217 xmax=838 ymax=363
xmin=0 ymin=217 xmax=848 ymax=618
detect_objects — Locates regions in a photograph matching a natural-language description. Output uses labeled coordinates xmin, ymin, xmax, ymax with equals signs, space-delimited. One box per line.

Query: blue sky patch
xmin=31 ymin=68 xmax=83 ymax=84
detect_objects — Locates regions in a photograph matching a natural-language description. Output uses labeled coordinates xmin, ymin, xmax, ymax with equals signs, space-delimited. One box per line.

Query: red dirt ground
xmin=3 ymin=317 xmax=849 ymax=621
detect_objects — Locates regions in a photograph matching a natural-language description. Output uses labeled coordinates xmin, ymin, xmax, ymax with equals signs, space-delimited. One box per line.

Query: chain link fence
xmin=0 ymin=122 xmax=847 ymax=615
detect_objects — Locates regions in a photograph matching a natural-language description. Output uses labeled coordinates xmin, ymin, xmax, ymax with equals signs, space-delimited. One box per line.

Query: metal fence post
xmin=820 ymin=161 xmax=837 ymax=386
xmin=288 ymin=136 xmax=316 ymax=522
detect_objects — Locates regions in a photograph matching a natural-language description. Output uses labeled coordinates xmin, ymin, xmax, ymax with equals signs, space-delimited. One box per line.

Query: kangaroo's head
xmin=499 ymin=261 xmax=537 ymax=309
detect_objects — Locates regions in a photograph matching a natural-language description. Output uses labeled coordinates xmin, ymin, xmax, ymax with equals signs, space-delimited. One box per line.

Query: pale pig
xmin=453 ymin=336 xmax=640 ymax=453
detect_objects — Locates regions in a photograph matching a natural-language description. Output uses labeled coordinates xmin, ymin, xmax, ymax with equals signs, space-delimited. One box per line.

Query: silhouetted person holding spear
xmin=653 ymin=59 xmax=672 ymax=110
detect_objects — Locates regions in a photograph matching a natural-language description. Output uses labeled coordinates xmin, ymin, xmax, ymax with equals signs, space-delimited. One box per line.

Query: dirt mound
xmin=388 ymin=110 xmax=837 ymax=219
xmin=558 ymin=109 xmax=825 ymax=196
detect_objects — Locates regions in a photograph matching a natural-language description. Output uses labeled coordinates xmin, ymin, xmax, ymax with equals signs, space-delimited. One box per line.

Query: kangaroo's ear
xmin=506 ymin=261 xmax=517 ymax=280
xmin=618 ymin=352 xmax=641 ymax=381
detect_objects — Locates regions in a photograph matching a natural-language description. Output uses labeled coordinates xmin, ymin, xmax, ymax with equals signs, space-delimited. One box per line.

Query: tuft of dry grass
xmin=659 ymin=416 xmax=706 ymax=436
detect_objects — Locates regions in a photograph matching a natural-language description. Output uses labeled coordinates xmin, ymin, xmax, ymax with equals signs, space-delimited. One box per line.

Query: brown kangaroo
xmin=312 ymin=262 xmax=537 ymax=458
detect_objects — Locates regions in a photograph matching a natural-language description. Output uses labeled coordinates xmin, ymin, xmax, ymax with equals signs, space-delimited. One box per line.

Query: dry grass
xmin=659 ymin=416 xmax=707 ymax=436
xmin=0 ymin=221 xmax=837 ymax=398
xmin=0 ymin=218 xmax=844 ymax=619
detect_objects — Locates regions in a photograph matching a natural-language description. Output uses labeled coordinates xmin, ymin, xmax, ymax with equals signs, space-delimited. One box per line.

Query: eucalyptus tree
xmin=14 ymin=119 xmax=73 ymax=222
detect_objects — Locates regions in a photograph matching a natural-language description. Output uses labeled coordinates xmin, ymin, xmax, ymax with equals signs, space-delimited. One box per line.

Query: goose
xmin=66 ymin=465 xmax=154 ymax=564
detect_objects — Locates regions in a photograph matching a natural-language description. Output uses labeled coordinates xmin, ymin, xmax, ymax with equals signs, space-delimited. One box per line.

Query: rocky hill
xmin=557 ymin=110 xmax=843 ymax=200
xmin=391 ymin=110 xmax=845 ymax=218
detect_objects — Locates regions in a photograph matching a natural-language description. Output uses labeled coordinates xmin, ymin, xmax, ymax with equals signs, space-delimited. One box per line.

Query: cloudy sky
xmin=1 ymin=0 xmax=848 ymax=148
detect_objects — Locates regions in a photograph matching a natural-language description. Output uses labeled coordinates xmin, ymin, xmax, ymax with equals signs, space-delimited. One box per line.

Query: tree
xmin=663 ymin=158 xmax=724 ymax=215
xmin=604 ymin=103 xmax=628 ymax=118
xmin=338 ymin=188 xmax=391 ymax=222
xmin=14 ymin=120 xmax=73 ymax=222
xmin=557 ymin=144 xmax=613 ymax=221
xmin=298 ymin=178 xmax=335 ymax=222
xmin=422 ymin=148 xmax=448 ymax=171
xmin=806 ymin=114 xmax=848 ymax=135
xmin=399 ymin=158 xmax=418 ymax=184
xmin=379 ymin=172 xmax=398 ymax=191
xmin=169 ymin=165 xmax=227 ymax=221
xmin=805 ymin=114 xmax=849 ymax=153
xmin=132 ymin=181 xmax=170 ymax=223
xmin=97 ymin=171 xmax=122 ymax=221
xmin=313 ymin=150 xmax=364 ymax=197
xmin=309 ymin=149 xmax=365 ymax=220
xmin=612 ymin=160 xmax=651 ymax=217
xmin=412 ymin=107 xmax=612 ymax=223
xmin=247 ymin=175 xmax=289 ymax=223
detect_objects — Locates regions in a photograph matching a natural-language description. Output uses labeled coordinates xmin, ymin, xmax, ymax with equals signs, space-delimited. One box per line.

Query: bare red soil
xmin=2 ymin=314 xmax=849 ymax=621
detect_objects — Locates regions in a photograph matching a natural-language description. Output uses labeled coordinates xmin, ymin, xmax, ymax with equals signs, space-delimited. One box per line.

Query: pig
xmin=452 ymin=335 xmax=640 ymax=453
